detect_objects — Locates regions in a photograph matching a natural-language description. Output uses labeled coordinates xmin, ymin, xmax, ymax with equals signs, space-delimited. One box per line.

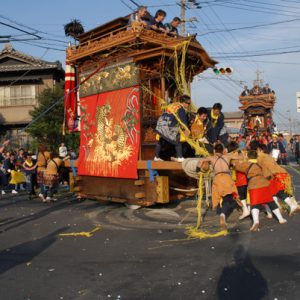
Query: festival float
xmin=65 ymin=16 xmax=217 ymax=206
xmin=239 ymin=83 xmax=276 ymax=136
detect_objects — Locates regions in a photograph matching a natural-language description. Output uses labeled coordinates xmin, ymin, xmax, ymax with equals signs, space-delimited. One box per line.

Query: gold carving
xmin=143 ymin=127 xmax=156 ymax=142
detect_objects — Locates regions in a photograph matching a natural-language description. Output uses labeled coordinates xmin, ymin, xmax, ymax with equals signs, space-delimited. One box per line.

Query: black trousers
xmin=276 ymin=190 xmax=289 ymax=201
xmin=217 ymin=194 xmax=237 ymax=218
xmin=252 ymin=201 xmax=278 ymax=211
xmin=155 ymin=137 xmax=182 ymax=158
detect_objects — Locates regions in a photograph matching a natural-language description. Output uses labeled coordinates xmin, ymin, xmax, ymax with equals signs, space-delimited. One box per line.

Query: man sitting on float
xmin=165 ymin=17 xmax=182 ymax=36
xmin=149 ymin=9 xmax=168 ymax=33
xmin=127 ymin=6 xmax=149 ymax=30
xmin=154 ymin=95 xmax=191 ymax=162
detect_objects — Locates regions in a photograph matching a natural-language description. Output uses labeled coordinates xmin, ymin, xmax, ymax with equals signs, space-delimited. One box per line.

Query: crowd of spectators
xmin=0 ymin=141 xmax=77 ymax=200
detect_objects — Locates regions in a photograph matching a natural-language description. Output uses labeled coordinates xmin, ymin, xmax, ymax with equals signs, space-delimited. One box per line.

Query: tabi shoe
xmin=284 ymin=197 xmax=300 ymax=216
xmin=239 ymin=200 xmax=250 ymax=220
xmin=11 ymin=190 xmax=18 ymax=194
xmin=220 ymin=213 xmax=227 ymax=230
xmin=154 ymin=156 xmax=164 ymax=161
xmin=272 ymin=208 xmax=287 ymax=224
xmin=250 ymin=208 xmax=260 ymax=232
xmin=171 ymin=157 xmax=185 ymax=163
xmin=1 ymin=190 xmax=6 ymax=195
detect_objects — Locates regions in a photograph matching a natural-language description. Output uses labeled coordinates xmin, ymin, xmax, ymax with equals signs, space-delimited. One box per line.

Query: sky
xmin=1 ymin=0 xmax=300 ymax=132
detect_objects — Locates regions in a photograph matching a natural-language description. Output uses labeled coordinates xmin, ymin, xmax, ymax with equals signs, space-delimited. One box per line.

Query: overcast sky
xmin=1 ymin=0 xmax=300 ymax=131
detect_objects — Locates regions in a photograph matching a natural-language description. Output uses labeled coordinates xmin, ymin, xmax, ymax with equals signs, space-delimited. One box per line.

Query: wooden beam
xmin=137 ymin=160 xmax=183 ymax=170
xmin=64 ymin=159 xmax=183 ymax=170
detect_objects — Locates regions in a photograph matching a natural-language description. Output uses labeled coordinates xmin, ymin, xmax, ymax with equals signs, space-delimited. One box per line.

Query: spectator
xmin=238 ymin=136 xmax=247 ymax=150
xmin=3 ymin=153 xmax=18 ymax=194
xmin=294 ymin=135 xmax=300 ymax=165
xmin=68 ymin=148 xmax=78 ymax=177
xmin=278 ymin=134 xmax=288 ymax=165
xmin=43 ymin=153 xmax=65 ymax=202
xmin=267 ymin=134 xmax=285 ymax=164
xmin=23 ymin=152 xmax=38 ymax=196
xmin=59 ymin=142 xmax=68 ymax=159
xmin=0 ymin=159 xmax=7 ymax=195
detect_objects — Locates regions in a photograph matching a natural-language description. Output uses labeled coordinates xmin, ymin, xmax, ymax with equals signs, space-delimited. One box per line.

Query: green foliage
xmin=26 ymin=82 xmax=79 ymax=152
xmin=64 ymin=19 xmax=84 ymax=40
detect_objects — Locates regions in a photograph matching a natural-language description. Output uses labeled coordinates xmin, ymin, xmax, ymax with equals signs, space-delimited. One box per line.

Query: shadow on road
xmin=0 ymin=197 xmax=79 ymax=234
xmin=0 ymin=227 xmax=67 ymax=275
xmin=217 ymin=245 xmax=268 ymax=300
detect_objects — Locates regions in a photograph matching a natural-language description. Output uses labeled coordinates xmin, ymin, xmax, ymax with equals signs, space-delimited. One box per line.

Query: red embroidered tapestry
xmin=78 ymin=86 xmax=140 ymax=179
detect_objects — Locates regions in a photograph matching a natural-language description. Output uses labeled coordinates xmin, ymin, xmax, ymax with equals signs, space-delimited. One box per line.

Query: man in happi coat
xmin=234 ymin=150 xmax=287 ymax=231
xmin=198 ymin=143 xmax=242 ymax=230
xmin=257 ymin=144 xmax=300 ymax=216
xmin=154 ymin=95 xmax=191 ymax=162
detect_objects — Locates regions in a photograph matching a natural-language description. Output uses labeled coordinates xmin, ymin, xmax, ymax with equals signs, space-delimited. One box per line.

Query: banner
xmin=79 ymin=62 xmax=138 ymax=97
xmin=64 ymin=63 xmax=78 ymax=132
xmin=78 ymin=86 xmax=140 ymax=179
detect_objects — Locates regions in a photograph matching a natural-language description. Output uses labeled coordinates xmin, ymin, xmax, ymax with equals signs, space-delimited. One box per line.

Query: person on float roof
xmin=165 ymin=17 xmax=182 ymax=36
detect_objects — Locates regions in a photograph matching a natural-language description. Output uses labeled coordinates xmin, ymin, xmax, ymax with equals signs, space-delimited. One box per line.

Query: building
xmin=0 ymin=43 xmax=64 ymax=147
xmin=224 ymin=111 xmax=243 ymax=135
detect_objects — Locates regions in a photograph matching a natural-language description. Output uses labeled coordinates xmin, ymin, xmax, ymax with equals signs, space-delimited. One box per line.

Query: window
xmin=0 ymin=85 xmax=36 ymax=106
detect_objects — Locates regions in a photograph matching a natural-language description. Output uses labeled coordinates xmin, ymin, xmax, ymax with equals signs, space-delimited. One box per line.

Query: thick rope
xmin=185 ymin=173 xmax=228 ymax=240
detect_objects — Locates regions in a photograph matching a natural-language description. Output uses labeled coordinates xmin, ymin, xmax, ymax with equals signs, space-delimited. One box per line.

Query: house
xmin=224 ymin=111 xmax=243 ymax=135
xmin=0 ymin=43 xmax=64 ymax=147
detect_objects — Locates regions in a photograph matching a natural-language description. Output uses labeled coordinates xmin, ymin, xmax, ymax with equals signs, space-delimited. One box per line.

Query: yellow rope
xmin=168 ymin=106 xmax=210 ymax=157
xmin=174 ymin=41 xmax=190 ymax=96
xmin=59 ymin=225 xmax=101 ymax=238
xmin=185 ymin=173 xmax=228 ymax=240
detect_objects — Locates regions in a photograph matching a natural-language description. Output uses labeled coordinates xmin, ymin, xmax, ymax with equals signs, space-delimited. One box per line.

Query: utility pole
xmin=180 ymin=0 xmax=186 ymax=36
xmin=287 ymin=110 xmax=292 ymax=136
xmin=253 ymin=69 xmax=264 ymax=87
xmin=179 ymin=0 xmax=201 ymax=36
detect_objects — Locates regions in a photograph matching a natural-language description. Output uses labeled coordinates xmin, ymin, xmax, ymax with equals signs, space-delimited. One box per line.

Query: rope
xmin=185 ymin=173 xmax=228 ymax=240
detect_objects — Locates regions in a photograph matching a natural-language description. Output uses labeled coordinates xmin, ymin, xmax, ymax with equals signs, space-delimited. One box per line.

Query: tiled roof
xmin=224 ymin=111 xmax=243 ymax=119
xmin=0 ymin=64 xmax=59 ymax=72
xmin=0 ymin=43 xmax=62 ymax=72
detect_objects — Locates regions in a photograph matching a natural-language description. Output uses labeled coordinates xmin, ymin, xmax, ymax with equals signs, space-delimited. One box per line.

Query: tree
xmin=64 ymin=19 xmax=84 ymax=41
xmin=26 ymin=82 xmax=79 ymax=152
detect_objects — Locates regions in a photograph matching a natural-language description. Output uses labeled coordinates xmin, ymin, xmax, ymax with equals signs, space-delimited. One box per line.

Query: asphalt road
xmin=0 ymin=165 xmax=300 ymax=300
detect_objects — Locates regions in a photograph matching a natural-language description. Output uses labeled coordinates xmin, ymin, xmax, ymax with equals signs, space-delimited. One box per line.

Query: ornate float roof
xmin=66 ymin=16 xmax=217 ymax=76
xmin=239 ymin=94 xmax=276 ymax=111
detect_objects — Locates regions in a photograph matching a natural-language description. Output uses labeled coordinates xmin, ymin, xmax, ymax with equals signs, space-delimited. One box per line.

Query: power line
xmin=214 ymin=2 xmax=300 ymax=17
xmin=0 ymin=21 xmax=41 ymax=40
xmin=215 ymin=49 xmax=300 ymax=58
xmin=198 ymin=17 xmax=300 ymax=36
xmin=222 ymin=58 xmax=300 ymax=65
